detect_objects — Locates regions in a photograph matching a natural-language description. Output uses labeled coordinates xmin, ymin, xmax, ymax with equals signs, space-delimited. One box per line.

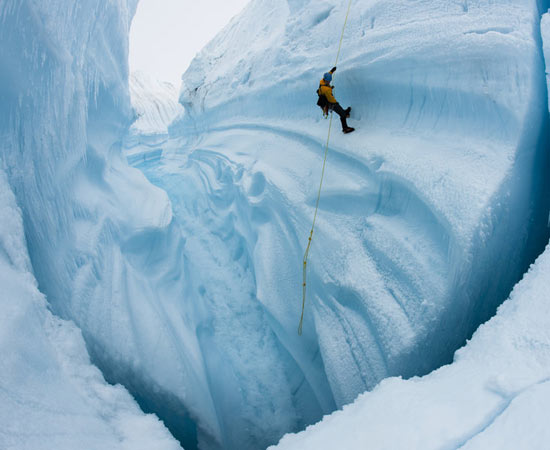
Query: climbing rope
xmin=299 ymin=0 xmax=353 ymax=336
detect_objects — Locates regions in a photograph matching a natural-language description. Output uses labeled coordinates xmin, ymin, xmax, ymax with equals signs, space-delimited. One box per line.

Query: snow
xmin=272 ymin=243 xmax=550 ymax=449
xmin=0 ymin=170 xmax=180 ymax=450
xmin=126 ymin=71 xmax=183 ymax=149
xmin=1 ymin=0 xmax=550 ymax=449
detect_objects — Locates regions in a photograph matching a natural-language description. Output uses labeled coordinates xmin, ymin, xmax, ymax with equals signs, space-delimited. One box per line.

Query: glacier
xmin=0 ymin=1 xmax=180 ymax=448
xmin=271 ymin=10 xmax=550 ymax=448
xmin=125 ymin=71 xmax=183 ymax=151
xmin=1 ymin=0 xmax=550 ymax=449
xmin=272 ymin=241 xmax=550 ymax=449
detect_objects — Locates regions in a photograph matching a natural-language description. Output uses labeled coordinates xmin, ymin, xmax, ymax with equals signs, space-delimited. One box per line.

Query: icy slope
xmin=274 ymin=10 xmax=550 ymax=448
xmin=544 ymin=12 xmax=550 ymax=95
xmin=174 ymin=0 xmax=549 ymax=403
xmin=0 ymin=1 xmax=181 ymax=449
xmin=124 ymin=0 xmax=550 ymax=447
xmin=126 ymin=71 xmax=183 ymax=150
xmin=272 ymin=242 xmax=550 ymax=450
xmin=0 ymin=170 xmax=180 ymax=450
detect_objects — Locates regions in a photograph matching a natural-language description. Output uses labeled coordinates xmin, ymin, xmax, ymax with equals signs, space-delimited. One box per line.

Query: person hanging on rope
xmin=316 ymin=66 xmax=354 ymax=134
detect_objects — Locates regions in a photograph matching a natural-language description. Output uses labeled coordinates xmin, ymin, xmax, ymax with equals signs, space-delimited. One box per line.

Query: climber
xmin=316 ymin=66 xmax=354 ymax=134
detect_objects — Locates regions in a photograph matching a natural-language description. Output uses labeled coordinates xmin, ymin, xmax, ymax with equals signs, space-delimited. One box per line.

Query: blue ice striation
xmin=1 ymin=0 xmax=550 ymax=449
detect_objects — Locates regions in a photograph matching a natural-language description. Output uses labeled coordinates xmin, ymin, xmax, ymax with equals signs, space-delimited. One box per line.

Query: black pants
xmin=329 ymin=103 xmax=349 ymax=130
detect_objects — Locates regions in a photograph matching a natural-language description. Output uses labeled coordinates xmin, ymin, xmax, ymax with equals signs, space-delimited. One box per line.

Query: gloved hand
xmin=330 ymin=66 xmax=337 ymax=73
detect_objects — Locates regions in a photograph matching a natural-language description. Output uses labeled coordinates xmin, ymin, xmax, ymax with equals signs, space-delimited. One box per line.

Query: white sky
xmin=129 ymin=0 xmax=250 ymax=87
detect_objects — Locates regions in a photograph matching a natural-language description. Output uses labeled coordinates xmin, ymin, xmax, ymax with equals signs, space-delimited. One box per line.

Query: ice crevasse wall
xmin=1 ymin=1 xmax=550 ymax=450
xmin=162 ymin=0 xmax=550 ymax=446
xmin=273 ymin=14 xmax=550 ymax=447
xmin=125 ymin=71 xmax=183 ymax=149
xmin=0 ymin=0 xmax=180 ymax=449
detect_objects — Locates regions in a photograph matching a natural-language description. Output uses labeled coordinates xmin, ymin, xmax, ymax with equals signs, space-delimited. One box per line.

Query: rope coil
xmin=299 ymin=0 xmax=353 ymax=336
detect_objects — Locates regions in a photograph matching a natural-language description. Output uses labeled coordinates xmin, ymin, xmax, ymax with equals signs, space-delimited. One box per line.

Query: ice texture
xmin=273 ymin=6 xmax=550 ymax=449
xmin=543 ymin=12 xmax=550 ymax=105
xmin=125 ymin=71 xmax=184 ymax=151
xmin=0 ymin=1 xmax=180 ymax=449
xmin=147 ymin=0 xmax=548 ymax=447
xmin=0 ymin=169 xmax=180 ymax=450
xmin=2 ymin=0 xmax=550 ymax=449
xmin=272 ymin=242 xmax=550 ymax=450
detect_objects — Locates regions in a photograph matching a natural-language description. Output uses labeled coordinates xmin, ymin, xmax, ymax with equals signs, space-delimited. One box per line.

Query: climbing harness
xmin=299 ymin=0 xmax=353 ymax=336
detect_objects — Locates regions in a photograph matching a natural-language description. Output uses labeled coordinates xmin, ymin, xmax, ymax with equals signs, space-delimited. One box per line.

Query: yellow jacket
xmin=318 ymin=79 xmax=337 ymax=104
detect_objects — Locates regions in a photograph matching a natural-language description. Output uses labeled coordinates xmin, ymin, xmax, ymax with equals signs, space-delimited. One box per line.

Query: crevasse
xmin=1 ymin=0 xmax=550 ymax=450
xmin=130 ymin=0 xmax=550 ymax=448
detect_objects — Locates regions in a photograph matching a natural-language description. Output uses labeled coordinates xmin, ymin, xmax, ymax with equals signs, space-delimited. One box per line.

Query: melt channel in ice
xmin=124 ymin=0 xmax=550 ymax=448
xmin=1 ymin=0 xmax=550 ymax=449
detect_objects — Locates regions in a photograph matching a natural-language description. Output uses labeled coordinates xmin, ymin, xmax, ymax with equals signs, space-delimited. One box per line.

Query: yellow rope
xmin=299 ymin=0 xmax=353 ymax=336
xmin=299 ymin=113 xmax=333 ymax=335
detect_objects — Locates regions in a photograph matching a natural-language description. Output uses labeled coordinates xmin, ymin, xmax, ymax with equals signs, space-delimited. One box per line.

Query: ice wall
xmin=0 ymin=167 xmax=179 ymax=449
xmin=174 ymin=0 xmax=549 ymax=388
xmin=125 ymin=71 xmax=183 ymax=150
xmin=272 ymin=242 xmax=550 ymax=449
xmin=157 ymin=0 xmax=549 ymax=446
xmin=0 ymin=1 xmax=183 ymax=449
xmin=271 ymin=24 xmax=550 ymax=434
xmin=543 ymin=12 xmax=550 ymax=100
